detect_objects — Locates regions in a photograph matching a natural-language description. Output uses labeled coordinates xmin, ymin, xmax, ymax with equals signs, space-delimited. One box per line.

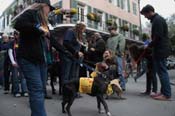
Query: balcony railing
xmin=10 ymin=4 xmax=139 ymax=40
xmin=11 ymin=0 xmax=34 ymax=20
xmin=49 ymin=13 xmax=138 ymax=40
xmin=49 ymin=13 xmax=110 ymax=33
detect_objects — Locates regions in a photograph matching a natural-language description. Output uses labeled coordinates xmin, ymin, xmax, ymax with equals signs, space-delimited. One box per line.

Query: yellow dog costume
xmin=79 ymin=71 xmax=122 ymax=96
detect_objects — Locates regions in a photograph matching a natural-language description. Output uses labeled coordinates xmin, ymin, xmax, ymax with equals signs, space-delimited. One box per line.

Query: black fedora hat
xmin=34 ymin=0 xmax=55 ymax=11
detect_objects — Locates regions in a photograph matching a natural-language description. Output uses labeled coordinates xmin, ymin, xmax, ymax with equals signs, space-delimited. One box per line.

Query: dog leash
xmin=64 ymin=52 xmax=95 ymax=72
xmin=135 ymin=48 xmax=147 ymax=64
xmin=63 ymin=50 xmax=118 ymax=79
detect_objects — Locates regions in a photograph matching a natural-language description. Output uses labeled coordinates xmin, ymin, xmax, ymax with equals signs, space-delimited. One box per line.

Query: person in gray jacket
xmin=106 ymin=26 xmax=126 ymax=91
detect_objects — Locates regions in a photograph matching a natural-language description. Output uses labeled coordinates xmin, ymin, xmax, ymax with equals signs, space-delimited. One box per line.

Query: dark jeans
xmin=18 ymin=58 xmax=47 ymax=116
xmin=153 ymin=56 xmax=171 ymax=98
xmin=11 ymin=66 xmax=28 ymax=94
xmin=145 ymin=57 xmax=157 ymax=93
xmin=62 ymin=55 xmax=80 ymax=83
xmin=0 ymin=71 xmax=3 ymax=86
xmin=3 ymin=59 xmax=11 ymax=91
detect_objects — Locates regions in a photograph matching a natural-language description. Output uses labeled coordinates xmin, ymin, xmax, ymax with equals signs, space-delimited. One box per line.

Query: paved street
xmin=0 ymin=70 xmax=175 ymax=116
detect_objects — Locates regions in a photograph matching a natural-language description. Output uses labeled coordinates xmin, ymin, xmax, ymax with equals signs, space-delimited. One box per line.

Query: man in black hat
xmin=141 ymin=4 xmax=171 ymax=100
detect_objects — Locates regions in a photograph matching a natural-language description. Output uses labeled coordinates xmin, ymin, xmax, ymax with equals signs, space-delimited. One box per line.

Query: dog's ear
xmin=111 ymin=84 xmax=122 ymax=94
xmin=96 ymin=62 xmax=107 ymax=72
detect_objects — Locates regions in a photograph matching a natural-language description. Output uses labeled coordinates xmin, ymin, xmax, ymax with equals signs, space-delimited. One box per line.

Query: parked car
xmin=166 ymin=59 xmax=175 ymax=69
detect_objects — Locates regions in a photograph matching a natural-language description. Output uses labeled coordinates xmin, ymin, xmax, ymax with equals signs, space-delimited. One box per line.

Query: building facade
xmin=52 ymin=0 xmax=141 ymax=39
xmin=0 ymin=0 xmax=140 ymax=40
xmin=0 ymin=0 xmax=34 ymax=33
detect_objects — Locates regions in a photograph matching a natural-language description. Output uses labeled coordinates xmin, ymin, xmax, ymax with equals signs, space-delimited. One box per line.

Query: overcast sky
xmin=140 ymin=0 xmax=175 ymax=27
xmin=0 ymin=0 xmax=175 ymax=26
xmin=0 ymin=0 xmax=14 ymax=15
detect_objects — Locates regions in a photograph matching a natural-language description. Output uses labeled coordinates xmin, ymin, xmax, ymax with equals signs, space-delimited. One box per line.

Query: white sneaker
xmin=15 ymin=93 xmax=21 ymax=97
xmin=23 ymin=93 xmax=28 ymax=97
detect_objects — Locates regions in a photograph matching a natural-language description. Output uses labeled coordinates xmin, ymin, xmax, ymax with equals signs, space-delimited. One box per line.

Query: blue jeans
xmin=153 ymin=56 xmax=171 ymax=97
xmin=18 ymin=58 xmax=47 ymax=116
xmin=117 ymin=56 xmax=126 ymax=90
xmin=40 ymin=64 xmax=47 ymax=96
xmin=11 ymin=66 xmax=27 ymax=94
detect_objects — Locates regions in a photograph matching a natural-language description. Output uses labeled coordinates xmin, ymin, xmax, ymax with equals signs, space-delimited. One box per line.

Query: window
xmin=77 ymin=5 xmax=85 ymax=21
xmin=105 ymin=13 xmax=108 ymax=21
xmin=109 ymin=0 xmax=117 ymax=6
xmin=7 ymin=15 xmax=9 ymax=26
xmin=3 ymin=17 xmax=5 ymax=29
xmin=109 ymin=0 xmax=117 ymax=5
xmin=97 ymin=11 xmax=103 ymax=27
xmin=88 ymin=6 xmax=91 ymax=13
xmin=117 ymin=0 xmax=120 ymax=7
xmin=122 ymin=20 xmax=125 ymax=26
xmin=133 ymin=25 xmax=137 ymax=29
xmin=132 ymin=2 xmax=137 ymax=15
xmin=123 ymin=0 xmax=128 ymax=11
xmin=129 ymin=23 xmax=132 ymax=37
xmin=118 ymin=18 xmax=122 ymax=31
xmin=117 ymin=0 xmax=126 ymax=10
xmin=87 ymin=6 xmax=92 ymax=25
xmin=127 ymin=0 xmax=130 ymax=12
xmin=121 ymin=0 xmax=124 ymax=9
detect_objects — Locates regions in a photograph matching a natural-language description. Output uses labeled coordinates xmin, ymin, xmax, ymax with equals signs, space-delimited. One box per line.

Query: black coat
xmin=14 ymin=9 xmax=45 ymax=64
xmin=14 ymin=9 xmax=66 ymax=64
xmin=88 ymin=38 xmax=106 ymax=63
xmin=149 ymin=13 xmax=171 ymax=58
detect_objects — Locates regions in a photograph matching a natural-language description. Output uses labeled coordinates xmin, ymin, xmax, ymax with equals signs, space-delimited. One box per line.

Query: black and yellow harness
xmin=79 ymin=71 xmax=121 ymax=96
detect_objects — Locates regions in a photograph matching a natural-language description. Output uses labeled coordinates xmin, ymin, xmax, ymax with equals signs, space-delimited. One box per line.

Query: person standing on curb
xmin=141 ymin=4 xmax=171 ymax=100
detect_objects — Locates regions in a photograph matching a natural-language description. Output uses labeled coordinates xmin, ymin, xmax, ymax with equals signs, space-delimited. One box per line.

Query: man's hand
xmin=12 ymin=63 xmax=18 ymax=67
xmin=90 ymin=48 xmax=95 ymax=51
xmin=144 ymin=45 xmax=148 ymax=50
xmin=78 ymin=52 xmax=84 ymax=58
xmin=39 ymin=26 xmax=50 ymax=37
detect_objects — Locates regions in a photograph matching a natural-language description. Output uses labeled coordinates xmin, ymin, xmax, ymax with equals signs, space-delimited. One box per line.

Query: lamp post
xmin=138 ymin=0 xmax=142 ymax=40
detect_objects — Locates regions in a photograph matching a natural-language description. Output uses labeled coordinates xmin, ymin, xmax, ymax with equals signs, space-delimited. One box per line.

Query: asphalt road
xmin=0 ymin=70 xmax=175 ymax=116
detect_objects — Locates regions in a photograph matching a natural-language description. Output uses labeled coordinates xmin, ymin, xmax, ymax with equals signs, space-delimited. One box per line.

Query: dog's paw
xmin=52 ymin=91 xmax=56 ymax=95
xmin=62 ymin=110 xmax=66 ymax=113
xmin=105 ymin=96 xmax=109 ymax=99
xmin=98 ymin=110 xmax=105 ymax=114
xmin=107 ymin=112 xmax=112 ymax=116
xmin=118 ymin=97 xmax=127 ymax=100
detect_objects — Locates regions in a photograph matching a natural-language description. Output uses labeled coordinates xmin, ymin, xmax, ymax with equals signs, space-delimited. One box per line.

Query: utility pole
xmin=138 ymin=0 xmax=142 ymax=40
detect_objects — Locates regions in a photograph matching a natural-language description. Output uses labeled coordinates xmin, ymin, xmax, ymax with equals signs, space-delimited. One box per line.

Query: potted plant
xmin=70 ymin=8 xmax=78 ymax=15
xmin=142 ymin=33 xmax=149 ymax=41
xmin=121 ymin=24 xmax=129 ymax=31
xmin=54 ymin=8 xmax=66 ymax=15
xmin=54 ymin=8 xmax=61 ymax=15
xmin=106 ymin=19 xmax=113 ymax=26
xmin=94 ymin=14 xmax=100 ymax=22
xmin=87 ymin=13 xmax=95 ymax=21
xmin=133 ymin=29 xmax=139 ymax=36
